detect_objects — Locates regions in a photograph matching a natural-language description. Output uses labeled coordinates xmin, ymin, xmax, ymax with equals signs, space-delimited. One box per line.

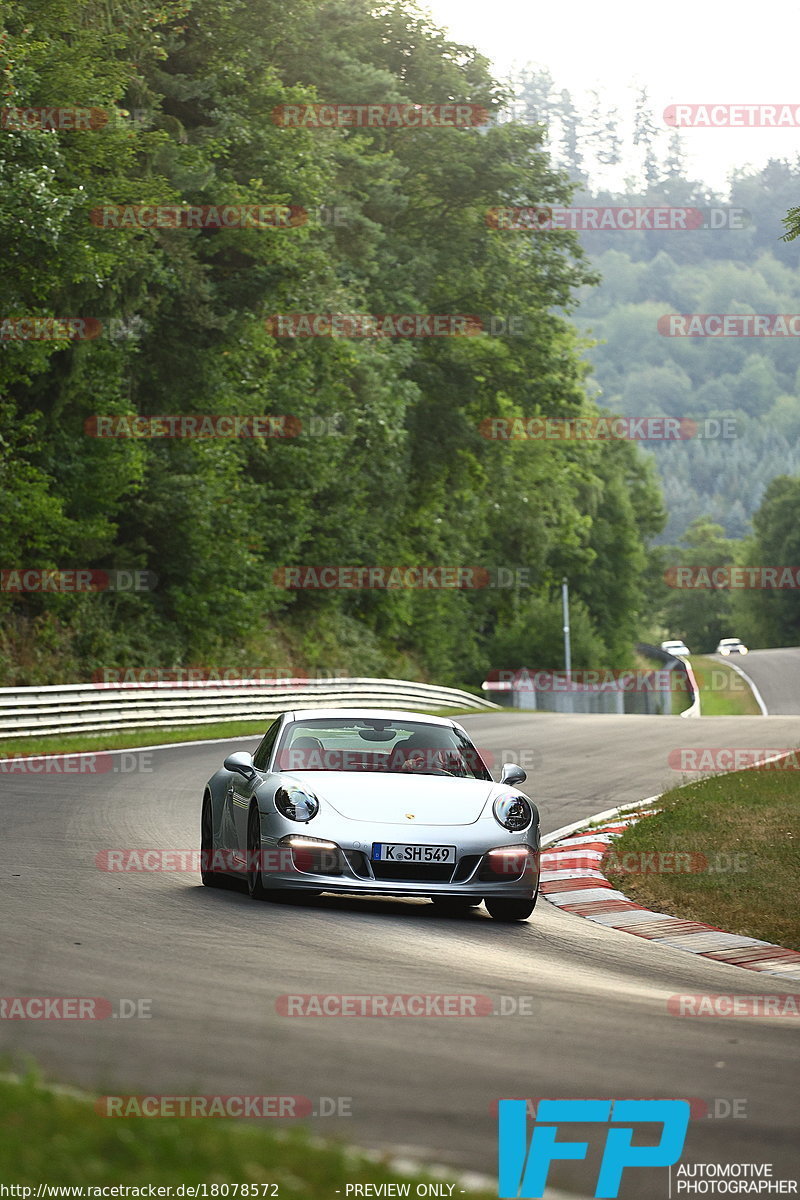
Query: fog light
xmin=281 ymin=835 xmax=342 ymax=875
xmin=478 ymin=846 xmax=532 ymax=882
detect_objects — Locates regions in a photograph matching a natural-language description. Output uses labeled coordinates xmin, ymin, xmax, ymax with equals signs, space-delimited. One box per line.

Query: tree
xmin=732 ymin=476 xmax=800 ymax=647
xmin=658 ymin=519 xmax=737 ymax=652
xmin=632 ymin=86 xmax=660 ymax=189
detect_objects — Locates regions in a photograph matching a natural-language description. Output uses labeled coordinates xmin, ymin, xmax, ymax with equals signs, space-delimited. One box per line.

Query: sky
xmin=420 ymin=0 xmax=800 ymax=193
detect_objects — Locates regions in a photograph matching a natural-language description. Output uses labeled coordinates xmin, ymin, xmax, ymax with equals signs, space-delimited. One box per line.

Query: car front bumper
xmin=256 ymin=820 xmax=539 ymax=899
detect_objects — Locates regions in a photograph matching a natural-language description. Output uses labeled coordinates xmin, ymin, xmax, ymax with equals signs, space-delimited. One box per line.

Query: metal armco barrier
xmin=637 ymin=643 xmax=701 ymax=718
xmin=481 ymin=646 xmax=701 ymax=717
xmin=0 ymin=677 xmax=499 ymax=739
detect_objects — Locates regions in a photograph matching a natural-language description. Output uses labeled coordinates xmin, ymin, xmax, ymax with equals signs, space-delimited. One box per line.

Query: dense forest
xmin=0 ymin=0 xmax=667 ymax=686
xmin=2 ymin=6 xmax=798 ymax=686
xmin=509 ymin=71 xmax=800 ymax=545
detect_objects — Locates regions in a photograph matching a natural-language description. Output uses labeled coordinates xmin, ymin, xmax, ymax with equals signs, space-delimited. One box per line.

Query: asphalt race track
xmin=2 ymin=709 xmax=800 ymax=1198
xmin=713 ymin=647 xmax=800 ymax=715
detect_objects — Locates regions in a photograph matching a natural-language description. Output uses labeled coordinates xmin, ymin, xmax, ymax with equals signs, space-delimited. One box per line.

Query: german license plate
xmin=372 ymin=842 xmax=456 ymax=863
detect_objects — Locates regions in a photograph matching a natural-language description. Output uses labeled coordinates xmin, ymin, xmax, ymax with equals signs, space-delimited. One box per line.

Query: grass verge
xmin=687 ymin=656 xmax=760 ymax=716
xmin=605 ymin=759 xmax=800 ymax=950
xmin=0 ymin=1072 xmax=494 ymax=1196
xmin=0 ymin=708 xmax=496 ymax=761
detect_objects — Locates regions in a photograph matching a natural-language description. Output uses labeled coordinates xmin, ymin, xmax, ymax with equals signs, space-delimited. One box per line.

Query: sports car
xmin=716 ymin=637 xmax=748 ymax=655
xmin=201 ymin=708 xmax=540 ymax=920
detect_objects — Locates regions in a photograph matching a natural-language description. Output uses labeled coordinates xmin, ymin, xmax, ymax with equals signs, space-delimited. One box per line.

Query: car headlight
xmin=274 ymin=785 xmax=319 ymax=822
xmin=493 ymin=793 xmax=532 ymax=832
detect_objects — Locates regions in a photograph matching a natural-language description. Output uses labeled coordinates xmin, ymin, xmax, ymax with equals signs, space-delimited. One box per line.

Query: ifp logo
xmin=498 ymin=1098 xmax=690 ymax=1197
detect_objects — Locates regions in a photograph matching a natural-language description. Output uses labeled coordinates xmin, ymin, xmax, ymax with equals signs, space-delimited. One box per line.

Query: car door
xmin=220 ymin=718 xmax=282 ymax=867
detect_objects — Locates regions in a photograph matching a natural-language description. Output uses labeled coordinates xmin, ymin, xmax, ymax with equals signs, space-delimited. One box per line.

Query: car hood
xmin=278 ymin=771 xmax=501 ymax=825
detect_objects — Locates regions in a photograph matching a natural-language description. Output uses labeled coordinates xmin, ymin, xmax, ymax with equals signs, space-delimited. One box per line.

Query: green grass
xmin=0 ymin=1072 xmax=494 ymax=1196
xmin=0 ymin=708 xmax=496 ymax=760
xmin=686 ymin=656 xmax=760 ymax=716
xmin=605 ymin=760 xmax=800 ymax=950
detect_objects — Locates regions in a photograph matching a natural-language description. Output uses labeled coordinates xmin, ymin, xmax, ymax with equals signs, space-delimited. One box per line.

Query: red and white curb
xmin=540 ymin=808 xmax=800 ymax=980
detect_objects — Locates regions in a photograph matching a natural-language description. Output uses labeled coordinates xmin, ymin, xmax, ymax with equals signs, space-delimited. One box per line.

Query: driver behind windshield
xmin=275 ymin=720 xmax=487 ymax=777
xmin=393 ymin=729 xmax=465 ymax=775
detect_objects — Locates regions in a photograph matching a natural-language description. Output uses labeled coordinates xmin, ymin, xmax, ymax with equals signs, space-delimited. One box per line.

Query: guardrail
xmin=637 ymin=643 xmax=701 ymax=718
xmin=481 ymin=647 xmax=701 ymax=716
xmin=0 ymin=677 xmax=499 ymax=739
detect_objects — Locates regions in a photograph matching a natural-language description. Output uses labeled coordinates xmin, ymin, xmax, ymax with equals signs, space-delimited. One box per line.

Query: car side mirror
xmin=500 ymin=762 xmax=527 ymax=786
xmin=224 ymin=751 xmax=256 ymax=779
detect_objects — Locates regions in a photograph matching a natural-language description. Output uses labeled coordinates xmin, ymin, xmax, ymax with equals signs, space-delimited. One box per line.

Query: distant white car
xmin=661 ymin=639 xmax=690 ymax=657
xmin=716 ymin=638 xmax=748 ymax=655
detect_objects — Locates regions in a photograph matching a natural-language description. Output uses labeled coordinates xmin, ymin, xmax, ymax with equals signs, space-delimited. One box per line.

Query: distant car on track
xmin=661 ymin=639 xmax=691 ymax=657
xmin=716 ymin=637 xmax=749 ymax=655
xmin=201 ymin=708 xmax=539 ymax=921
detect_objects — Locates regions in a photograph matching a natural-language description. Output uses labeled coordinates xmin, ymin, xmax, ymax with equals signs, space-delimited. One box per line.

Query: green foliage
xmin=508 ymin=71 xmax=800 ymax=546
xmin=0 ymin=0 xmax=664 ymax=685
xmin=658 ymin=519 xmax=737 ymax=652
xmin=0 ymin=1072 xmax=499 ymax=1197
xmin=781 ymin=205 xmax=800 ymax=242
xmin=731 ymin=475 xmax=800 ymax=647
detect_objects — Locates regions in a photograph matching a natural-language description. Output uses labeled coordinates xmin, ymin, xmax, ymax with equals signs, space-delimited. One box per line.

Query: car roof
xmin=718 ymin=638 xmax=742 ymax=643
xmin=283 ymin=707 xmax=459 ymax=728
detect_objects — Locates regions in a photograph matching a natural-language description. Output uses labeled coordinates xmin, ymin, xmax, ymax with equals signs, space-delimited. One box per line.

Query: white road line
xmin=719 ymin=656 xmax=769 ymax=715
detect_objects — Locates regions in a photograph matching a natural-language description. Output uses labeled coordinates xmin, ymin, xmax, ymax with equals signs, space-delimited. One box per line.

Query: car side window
xmin=252 ymin=719 xmax=281 ymax=771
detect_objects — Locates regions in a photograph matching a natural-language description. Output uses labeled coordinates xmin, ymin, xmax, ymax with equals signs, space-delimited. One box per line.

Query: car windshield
xmin=272 ymin=718 xmax=491 ymax=779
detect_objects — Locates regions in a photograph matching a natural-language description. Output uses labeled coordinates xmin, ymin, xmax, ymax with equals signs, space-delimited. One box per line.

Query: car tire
xmin=430 ymin=897 xmax=481 ymax=913
xmin=201 ymin=796 xmax=225 ymax=888
xmin=247 ymin=804 xmax=270 ymax=900
xmin=485 ymin=895 xmax=536 ymax=922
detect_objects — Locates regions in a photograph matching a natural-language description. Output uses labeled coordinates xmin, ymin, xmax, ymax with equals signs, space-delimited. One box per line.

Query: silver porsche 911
xmin=201 ymin=708 xmax=540 ymax=920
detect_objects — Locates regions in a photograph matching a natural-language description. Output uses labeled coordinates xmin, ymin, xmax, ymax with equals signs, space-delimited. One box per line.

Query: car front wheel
xmin=201 ymin=796 xmax=224 ymax=888
xmin=247 ymin=805 xmax=269 ymax=899
xmin=485 ymin=896 xmax=536 ymax=922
